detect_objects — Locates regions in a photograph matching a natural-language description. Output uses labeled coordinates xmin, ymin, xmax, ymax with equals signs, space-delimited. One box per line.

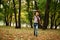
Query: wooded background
xmin=0 ymin=0 xmax=60 ymax=29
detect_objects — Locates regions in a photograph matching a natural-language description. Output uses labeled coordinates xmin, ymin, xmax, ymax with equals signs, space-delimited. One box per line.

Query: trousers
xmin=34 ymin=23 xmax=38 ymax=36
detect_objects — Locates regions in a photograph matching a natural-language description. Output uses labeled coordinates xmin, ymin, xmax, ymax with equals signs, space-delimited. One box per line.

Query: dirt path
xmin=0 ymin=27 xmax=60 ymax=40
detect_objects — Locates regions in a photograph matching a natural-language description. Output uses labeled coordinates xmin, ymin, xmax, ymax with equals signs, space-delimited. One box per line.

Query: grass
xmin=0 ymin=26 xmax=60 ymax=40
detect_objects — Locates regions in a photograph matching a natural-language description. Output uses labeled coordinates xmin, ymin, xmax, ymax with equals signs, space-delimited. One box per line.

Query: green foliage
xmin=28 ymin=11 xmax=33 ymax=20
xmin=0 ymin=8 xmax=3 ymax=12
xmin=0 ymin=13 xmax=4 ymax=21
xmin=38 ymin=0 xmax=47 ymax=11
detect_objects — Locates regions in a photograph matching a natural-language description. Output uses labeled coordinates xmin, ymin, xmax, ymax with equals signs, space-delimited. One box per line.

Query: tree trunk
xmin=34 ymin=0 xmax=38 ymax=10
xmin=8 ymin=0 xmax=12 ymax=26
xmin=10 ymin=13 xmax=12 ymax=26
xmin=5 ymin=16 xmax=8 ymax=26
xmin=4 ymin=7 xmax=9 ymax=26
xmin=50 ymin=0 xmax=58 ymax=29
xmin=54 ymin=0 xmax=58 ymax=29
xmin=55 ymin=20 xmax=57 ymax=29
xmin=50 ymin=15 xmax=54 ymax=29
xmin=13 ymin=0 xmax=18 ymax=28
xmin=18 ymin=0 xmax=21 ymax=28
xmin=43 ymin=0 xmax=51 ymax=29
xmin=5 ymin=15 xmax=9 ymax=26
xmin=30 ymin=19 xmax=33 ymax=28
xmin=0 ymin=0 xmax=2 ymax=4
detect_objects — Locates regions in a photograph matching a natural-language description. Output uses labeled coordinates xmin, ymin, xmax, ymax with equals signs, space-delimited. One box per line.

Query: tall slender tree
xmin=18 ymin=0 xmax=21 ymax=28
xmin=50 ymin=0 xmax=58 ymax=29
xmin=34 ymin=0 xmax=38 ymax=10
xmin=13 ymin=0 xmax=18 ymax=28
xmin=43 ymin=0 xmax=51 ymax=29
xmin=55 ymin=0 xmax=59 ymax=29
xmin=3 ymin=1 xmax=10 ymax=26
xmin=26 ymin=0 xmax=33 ymax=28
xmin=8 ymin=0 xmax=12 ymax=26
xmin=0 ymin=0 xmax=2 ymax=4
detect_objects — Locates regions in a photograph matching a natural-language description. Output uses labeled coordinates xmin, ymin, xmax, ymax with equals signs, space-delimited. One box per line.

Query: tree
xmin=8 ymin=0 xmax=12 ymax=26
xmin=26 ymin=0 xmax=33 ymax=28
xmin=2 ymin=0 xmax=10 ymax=26
xmin=13 ymin=0 xmax=18 ymax=28
xmin=18 ymin=0 xmax=21 ymax=28
xmin=0 ymin=0 xmax=2 ymax=4
xmin=50 ymin=0 xmax=59 ymax=29
xmin=55 ymin=0 xmax=60 ymax=29
xmin=43 ymin=0 xmax=51 ymax=29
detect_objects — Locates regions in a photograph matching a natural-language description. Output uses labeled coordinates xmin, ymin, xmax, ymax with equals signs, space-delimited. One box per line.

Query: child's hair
xmin=33 ymin=10 xmax=40 ymax=16
xmin=36 ymin=10 xmax=39 ymax=13
xmin=35 ymin=10 xmax=40 ymax=15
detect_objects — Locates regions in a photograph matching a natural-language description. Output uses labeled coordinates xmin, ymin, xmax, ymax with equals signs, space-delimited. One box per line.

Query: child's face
xmin=36 ymin=12 xmax=39 ymax=16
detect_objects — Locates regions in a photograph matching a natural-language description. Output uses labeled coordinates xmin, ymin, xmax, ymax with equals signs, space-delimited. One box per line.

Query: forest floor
xmin=0 ymin=26 xmax=60 ymax=40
